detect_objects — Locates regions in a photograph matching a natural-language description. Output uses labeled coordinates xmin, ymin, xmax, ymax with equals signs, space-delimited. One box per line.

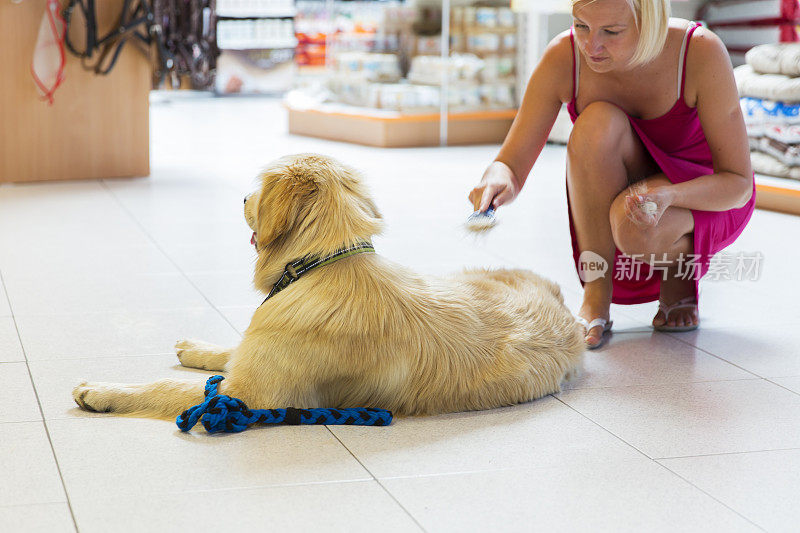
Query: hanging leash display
xmin=177 ymin=376 xmax=393 ymax=434
xmin=153 ymin=0 xmax=219 ymax=89
xmin=62 ymin=0 xmax=158 ymax=75
xmin=61 ymin=0 xmax=218 ymax=89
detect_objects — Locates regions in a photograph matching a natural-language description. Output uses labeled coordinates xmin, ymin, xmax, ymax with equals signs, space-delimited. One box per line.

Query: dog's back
xmin=245 ymin=254 xmax=583 ymax=416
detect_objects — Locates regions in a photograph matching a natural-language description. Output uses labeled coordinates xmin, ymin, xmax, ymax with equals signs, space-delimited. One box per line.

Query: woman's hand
xmin=468 ymin=161 xmax=521 ymax=212
xmin=624 ymin=183 xmax=674 ymax=227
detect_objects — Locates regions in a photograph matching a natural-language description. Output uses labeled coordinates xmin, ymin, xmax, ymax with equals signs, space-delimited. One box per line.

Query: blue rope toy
xmin=177 ymin=375 xmax=393 ymax=434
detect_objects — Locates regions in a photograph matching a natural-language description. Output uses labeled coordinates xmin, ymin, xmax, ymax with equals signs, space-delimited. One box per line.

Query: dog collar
xmin=260 ymin=241 xmax=375 ymax=305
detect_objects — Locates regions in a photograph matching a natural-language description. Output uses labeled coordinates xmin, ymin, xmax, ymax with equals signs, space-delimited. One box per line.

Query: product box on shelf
xmin=334 ymin=52 xmax=402 ymax=82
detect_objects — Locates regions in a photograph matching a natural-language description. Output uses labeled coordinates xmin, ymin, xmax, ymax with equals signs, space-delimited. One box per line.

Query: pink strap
xmin=680 ymin=22 xmax=701 ymax=98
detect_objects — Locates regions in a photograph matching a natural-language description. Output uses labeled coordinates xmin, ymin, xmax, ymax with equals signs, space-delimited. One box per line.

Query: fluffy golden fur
xmin=73 ymin=154 xmax=584 ymax=419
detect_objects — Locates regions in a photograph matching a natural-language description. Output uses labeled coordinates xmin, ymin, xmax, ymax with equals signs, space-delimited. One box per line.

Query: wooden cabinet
xmin=0 ymin=0 xmax=150 ymax=182
xmin=755 ymin=176 xmax=800 ymax=216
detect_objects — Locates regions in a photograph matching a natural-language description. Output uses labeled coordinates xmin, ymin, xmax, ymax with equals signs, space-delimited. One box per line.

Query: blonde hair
xmin=572 ymin=0 xmax=670 ymax=67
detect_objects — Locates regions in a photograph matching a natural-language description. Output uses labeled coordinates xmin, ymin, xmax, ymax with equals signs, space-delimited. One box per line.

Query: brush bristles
xmin=465 ymin=210 xmax=497 ymax=232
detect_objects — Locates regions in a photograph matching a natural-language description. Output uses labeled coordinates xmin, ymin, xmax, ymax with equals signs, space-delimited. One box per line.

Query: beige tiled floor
xmin=1 ymin=96 xmax=799 ymax=532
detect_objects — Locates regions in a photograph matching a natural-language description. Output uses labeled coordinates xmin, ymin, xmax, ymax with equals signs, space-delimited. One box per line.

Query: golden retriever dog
xmin=73 ymin=154 xmax=584 ymax=419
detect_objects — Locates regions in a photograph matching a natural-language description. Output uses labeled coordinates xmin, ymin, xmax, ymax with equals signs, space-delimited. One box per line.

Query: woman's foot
xmin=579 ymin=281 xmax=613 ymax=348
xmin=653 ymin=267 xmax=699 ymax=330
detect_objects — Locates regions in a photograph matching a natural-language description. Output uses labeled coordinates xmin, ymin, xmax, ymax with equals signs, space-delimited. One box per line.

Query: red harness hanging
xmin=31 ymin=0 xmax=67 ymax=105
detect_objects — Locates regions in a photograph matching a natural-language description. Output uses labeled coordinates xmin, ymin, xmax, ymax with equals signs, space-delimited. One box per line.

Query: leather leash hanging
xmin=62 ymin=0 xmax=158 ymax=75
xmin=153 ymin=0 xmax=218 ymax=89
xmin=61 ymin=0 xmax=218 ymax=90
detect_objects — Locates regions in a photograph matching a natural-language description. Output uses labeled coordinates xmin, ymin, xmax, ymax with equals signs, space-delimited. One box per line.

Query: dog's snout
xmin=243 ymin=194 xmax=250 ymax=205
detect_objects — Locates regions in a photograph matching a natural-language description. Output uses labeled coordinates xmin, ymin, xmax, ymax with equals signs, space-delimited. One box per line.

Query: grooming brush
xmin=465 ymin=206 xmax=496 ymax=232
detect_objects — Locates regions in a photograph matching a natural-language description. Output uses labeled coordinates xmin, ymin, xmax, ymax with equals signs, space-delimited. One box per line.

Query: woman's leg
xmin=566 ymin=102 xmax=659 ymax=344
xmin=609 ymin=175 xmax=699 ymax=328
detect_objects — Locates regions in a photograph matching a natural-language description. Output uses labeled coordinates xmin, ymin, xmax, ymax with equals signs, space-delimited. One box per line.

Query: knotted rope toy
xmin=176 ymin=376 xmax=393 ymax=434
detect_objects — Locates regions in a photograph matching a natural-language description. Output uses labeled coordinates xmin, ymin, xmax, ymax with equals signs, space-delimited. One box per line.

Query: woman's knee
xmin=612 ymin=222 xmax=654 ymax=258
xmin=609 ymin=194 xmax=657 ymax=257
xmin=567 ymin=102 xmax=630 ymax=158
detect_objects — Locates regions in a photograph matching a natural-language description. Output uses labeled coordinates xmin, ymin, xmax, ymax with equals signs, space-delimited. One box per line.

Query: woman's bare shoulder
xmin=686 ymin=25 xmax=728 ymax=59
xmin=684 ymin=25 xmax=734 ymax=104
xmin=665 ymin=18 xmax=724 ymax=53
xmin=536 ymin=30 xmax=574 ymax=103
xmin=684 ymin=25 xmax=731 ymax=78
xmin=546 ymin=29 xmax=574 ymax=61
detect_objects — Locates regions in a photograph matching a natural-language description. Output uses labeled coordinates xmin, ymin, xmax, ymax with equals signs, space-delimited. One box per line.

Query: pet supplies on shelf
xmin=735 ymin=42 xmax=800 ymax=214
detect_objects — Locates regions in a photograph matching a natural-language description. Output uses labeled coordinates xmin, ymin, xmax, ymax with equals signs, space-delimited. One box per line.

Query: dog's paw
xmin=72 ymin=382 xmax=115 ymax=413
xmin=175 ymin=339 xmax=195 ymax=358
xmin=175 ymin=339 xmax=223 ymax=370
xmin=175 ymin=339 xmax=201 ymax=365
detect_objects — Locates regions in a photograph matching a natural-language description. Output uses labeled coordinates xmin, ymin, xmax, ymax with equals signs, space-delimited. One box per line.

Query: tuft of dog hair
xmin=72 ymin=153 xmax=584 ymax=420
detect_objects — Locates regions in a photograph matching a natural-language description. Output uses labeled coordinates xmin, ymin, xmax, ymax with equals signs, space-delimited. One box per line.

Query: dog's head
xmin=244 ymin=154 xmax=383 ymax=261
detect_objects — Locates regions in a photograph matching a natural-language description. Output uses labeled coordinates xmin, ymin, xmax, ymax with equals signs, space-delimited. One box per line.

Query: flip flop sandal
xmin=653 ymin=296 xmax=699 ymax=332
xmin=576 ymin=316 xmax=613 ymax=350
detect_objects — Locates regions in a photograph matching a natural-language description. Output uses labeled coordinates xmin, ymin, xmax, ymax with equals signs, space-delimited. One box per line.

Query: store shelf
xmin=287 ymin=103 xmax=516 ymax=147
xmin=214 ymin=0 xmax=297 ymax=94
xmin=755 ymin=174 xmax=800 ymax=215
xmin=217 ymin=11 xmax=296 ymax=18
xmin=219 ymin=40 xmax=298 ymax=50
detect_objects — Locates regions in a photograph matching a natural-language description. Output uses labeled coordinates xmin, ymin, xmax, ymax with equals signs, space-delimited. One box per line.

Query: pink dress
xmin=565 ymin=22 xmax=756 ymax=305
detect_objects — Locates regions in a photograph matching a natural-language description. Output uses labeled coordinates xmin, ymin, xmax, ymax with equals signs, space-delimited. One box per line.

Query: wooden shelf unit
xmin=755 ymin=174 xmax=800 ymax=216
xmin=287 ymin=104 xmax=517 ymax=147
xmin=0 ymin=0 xmax=150 ymax=183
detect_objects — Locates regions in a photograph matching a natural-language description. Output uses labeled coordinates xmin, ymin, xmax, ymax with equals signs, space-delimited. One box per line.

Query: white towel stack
xmin=735 ymin=43 xmax=800 ymax=180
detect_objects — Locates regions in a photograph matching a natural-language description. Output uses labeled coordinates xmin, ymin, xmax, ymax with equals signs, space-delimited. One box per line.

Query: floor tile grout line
xmin=0 ymin=268 xmax=80 ymax=533
xmin=562 ymin=377 xmax=765 ymax=391
xmin=763 ymin=377 xmax=800 ymax=398
xmin=651 ymin=460 xmax=769 ymax=532
xmin=51 ymin=477 xmax=391 ymax=503
xmin=0 ymin=500 xmax=72 ymax=510
xmin=551 ymin=394 xmax=655 ymax=460
xmin=99 ymin=180 xmax=245 ymax=337
xmin=21 ymin=352 xmax=193 ymax=363
xmin=654 ymin=446 xmax=800 ymax=461
xmin=660 ymin=333 xmax=800 ymax=390
xmin=325 ymin=427 xmax=427 ymax=533
xmin=10 ymin=305 xmax=238 ymax=319
xmin=114 ymin=477 xmax=377 ymax=498
xmin=551 ymin=394 xmax=766 ymax=530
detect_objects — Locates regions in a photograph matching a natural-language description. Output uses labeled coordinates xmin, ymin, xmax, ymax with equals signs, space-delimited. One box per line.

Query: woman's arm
xmin=497 ymin=32 xmax=573 ymax=187
xmin=663 ymin=28 xmax=753 ymax=212
xmin=470 ymin=33 xmax=572 ymax=211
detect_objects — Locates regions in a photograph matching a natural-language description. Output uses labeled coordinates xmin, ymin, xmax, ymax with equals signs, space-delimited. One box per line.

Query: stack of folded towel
xmin=700 ymin=0 xmax=800 ymax=66
xmin=736 ymin=43 xmax=800 ymax=180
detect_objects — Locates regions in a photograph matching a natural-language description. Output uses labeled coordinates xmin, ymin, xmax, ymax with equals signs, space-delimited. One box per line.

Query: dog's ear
xmin=362 ymin=196 xmax=382 ymax=222
xmin=255 ymin=172 xmax=314 ymax=249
